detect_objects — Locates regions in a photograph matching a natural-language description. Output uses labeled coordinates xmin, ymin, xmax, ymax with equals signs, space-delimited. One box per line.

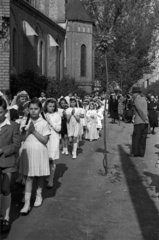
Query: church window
xmin=87 ymin=28 xmax=90 ymax=33
xmin=13 ymin=28 xmax=17 ymax=69
xmin=81 ymin=44 xmax=86 ymax=77
xmin=67 ymin=26 xmax=70 ymax=31
xmin=37 ymin=39 xmax=45 ymax=74
xmin=78 ymin=26 xmax=81 ymax=32
xmin=83 ymin=27 xmax=86 ymax=32
xmin=56 ymin=38 xmax=61 ymax=79
xmin=25 ymin=0 xmax=31 ymax=4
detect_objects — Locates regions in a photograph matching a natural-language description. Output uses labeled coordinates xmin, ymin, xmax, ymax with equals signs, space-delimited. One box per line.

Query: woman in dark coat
xmin=109 ymin=94 xmax=118 ymax=123
xmin=124 ymin=95 xmax=134 ymax=123
xmin=148 ymin=95 xmax=158 ymax=134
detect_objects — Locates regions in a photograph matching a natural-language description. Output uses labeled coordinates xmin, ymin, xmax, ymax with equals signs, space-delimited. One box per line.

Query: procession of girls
xmin=0 ymin=91 xmax=104 ymax=233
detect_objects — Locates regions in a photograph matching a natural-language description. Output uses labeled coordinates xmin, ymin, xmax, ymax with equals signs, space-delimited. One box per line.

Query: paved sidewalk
xmin=2 ymin=119 xmax=159 ymax=240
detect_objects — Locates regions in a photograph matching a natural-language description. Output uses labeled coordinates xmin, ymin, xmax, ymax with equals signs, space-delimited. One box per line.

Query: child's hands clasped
xmin=72 ymin=108 xmax=75 ymax=115
xmin=28 ymin=122 xmax=35 ymax=134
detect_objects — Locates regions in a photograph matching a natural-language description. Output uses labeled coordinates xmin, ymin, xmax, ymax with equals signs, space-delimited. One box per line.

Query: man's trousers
xmin=132 ymin=124 xmax=148 ymax=157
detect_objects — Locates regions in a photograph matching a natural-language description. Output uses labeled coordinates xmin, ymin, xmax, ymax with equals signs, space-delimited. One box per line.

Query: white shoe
xmin=65 ymin=149 xmax=69 ymax=155
xmin=61 ymin=149 xmax=65 ymax=154
xmin=20 ymin=200 xmax=31 ymax=215
xmin=72 ymin=154 xmax=77 ymax=159
xmin=34 ymin=195 xmax=43 ymax=207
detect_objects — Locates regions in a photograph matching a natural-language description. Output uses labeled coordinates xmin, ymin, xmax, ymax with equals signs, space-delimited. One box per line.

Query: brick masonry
xmin=0 ymin=0 xmax=10 ymax=90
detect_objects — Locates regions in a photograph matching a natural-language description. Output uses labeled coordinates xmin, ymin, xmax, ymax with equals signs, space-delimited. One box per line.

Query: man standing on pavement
xmin=131 ymin=87 xmax=149 ymax=157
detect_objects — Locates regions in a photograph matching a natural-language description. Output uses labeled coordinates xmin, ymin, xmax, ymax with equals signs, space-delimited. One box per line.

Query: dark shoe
xmin=128 ymin=154 xmax=138 ymax=157
xmin=0 ymin=215 xmax=4 ymax=233
xmin=151 ymin=192 xmax=159 ymax=198
xmin=0 ymin=214 xmax=4 ymax=224
xmin=1 ymin=219 xmax=11 ymax=233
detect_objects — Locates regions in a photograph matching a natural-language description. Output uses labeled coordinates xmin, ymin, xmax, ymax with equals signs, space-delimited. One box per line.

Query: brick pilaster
xmin=0 ymin=0 xmax=10 ymax=90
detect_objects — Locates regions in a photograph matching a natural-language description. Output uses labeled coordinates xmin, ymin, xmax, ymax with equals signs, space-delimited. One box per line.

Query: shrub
xmin=10 ymin=70 xmax=86 ymax=99
xmin=46 ymin=75 xmax=86 ymax=99
xmin=10 ymin=70 xmax=48 ymax=98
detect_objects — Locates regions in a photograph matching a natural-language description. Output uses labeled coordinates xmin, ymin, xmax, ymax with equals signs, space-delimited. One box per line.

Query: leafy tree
xmin=82 ymin=0 xmax=159 ymax=93
xmin=144 ymin=81 xmax=159 ymax=96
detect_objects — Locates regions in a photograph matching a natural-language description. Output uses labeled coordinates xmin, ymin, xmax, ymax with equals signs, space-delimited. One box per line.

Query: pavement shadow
xmin=118 ymin=145 xmax=159 ymax=240
xmin=1 ymin=164 xmax=68 ymax=239
xmin=125 ymin=144 xmax=131 ymax=149
xmin=1 ymin=173 xmax=24 ymax=239
xmin=144 ymin=172 xmax=159 ymax=194
xmin=155 ymin=152 xmax=159 ymax=157
xmin=43 ymin=163 xmax=68 ymax=200
xmin=95 ymin=148 xmax=109 ymax=154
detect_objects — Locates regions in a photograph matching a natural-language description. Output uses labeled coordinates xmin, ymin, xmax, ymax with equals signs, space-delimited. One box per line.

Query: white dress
xmin=45 ymin=112 xmax=61 ymax=160
xmin=85 ymin=110 xmax=98 ymax=140
xmin=19 ymin=117 xmax=50 ymax=177
xmin=66 ymin=107 xmax=80 ymax=137
xmin=97 ymin=109 xmax=103 ymax=129
xmin=78 ymin=108 xmax=84 ymax=137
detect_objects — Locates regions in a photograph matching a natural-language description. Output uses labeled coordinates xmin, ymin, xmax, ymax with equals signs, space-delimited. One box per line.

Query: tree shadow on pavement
xmin=95 ymin=148 xmax=109 ymax=154
xmin=155 ymin=152 xmax=159 ymax=157
xmin=2 ymin=164 xmax=68 ymax=239
xmin=144 ymin=172 xmax=159 ymax=194
xmin=125 ymin=144 xmax=131 ymax=149
xmin=154 ymin=144 xmax=159 ymax=149
xmin=1 ymin=173 xmax=24 ymax=240
xmin=118 ymin=145 xmax=159 ymax=240
xmin=43 ymin=163 xmax=68 ymax=200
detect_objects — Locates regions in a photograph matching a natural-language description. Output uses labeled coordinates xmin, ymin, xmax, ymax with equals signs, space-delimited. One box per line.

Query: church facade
xmin=0 ymin=0 xmax=95 ymax=93
xmin=65 ymin=0 xmax=95 ymax=92
xmin=10 ymin=0 xmax=65 ymax=79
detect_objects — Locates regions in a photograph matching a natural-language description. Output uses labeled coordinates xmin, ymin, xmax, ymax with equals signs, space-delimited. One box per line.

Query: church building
xmin=0 ymin=0 xmax=95 ymax=92
xmin=65 ymin=0 xmax=95 ymax=92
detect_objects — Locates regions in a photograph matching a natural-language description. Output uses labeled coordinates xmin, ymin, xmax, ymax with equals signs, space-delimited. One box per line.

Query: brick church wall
xmin=0 ymin=0 xmax=10 ymax=90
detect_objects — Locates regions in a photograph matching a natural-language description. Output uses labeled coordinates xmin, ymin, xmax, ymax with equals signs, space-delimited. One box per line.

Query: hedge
xmin=10 ymin=70 xmax=86 ymax=99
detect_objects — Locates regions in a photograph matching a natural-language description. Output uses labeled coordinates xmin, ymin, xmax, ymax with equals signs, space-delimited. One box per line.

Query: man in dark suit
xmin=0 ymin=96 xmax=20 ymax=233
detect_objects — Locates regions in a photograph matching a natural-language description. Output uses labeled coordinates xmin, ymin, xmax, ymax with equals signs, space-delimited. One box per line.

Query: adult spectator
xmin=109 ymin=94 xmax=118 ymax=123
xmin=148 ymin=95 xmax=158 ymax=134
xmin=131 ymin=87 xmax=149 ymax=157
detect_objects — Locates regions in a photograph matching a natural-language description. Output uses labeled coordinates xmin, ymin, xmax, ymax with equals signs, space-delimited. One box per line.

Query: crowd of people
xmin=0 ymin=87 xmax=158 ymax=234
xmin=108 ymin=91 xmax=159 ymax=134
xmin=0 ymin=90 xmax=106 ymax=233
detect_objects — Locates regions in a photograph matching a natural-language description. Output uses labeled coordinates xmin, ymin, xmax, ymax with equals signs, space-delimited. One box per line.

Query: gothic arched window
xmin=37 ymin=39 xmax=45 ymax=74
xmin=81 ymin=44 xmax=86 ymax=77
xmin=56 ymin=38 xmax=61 ymax=79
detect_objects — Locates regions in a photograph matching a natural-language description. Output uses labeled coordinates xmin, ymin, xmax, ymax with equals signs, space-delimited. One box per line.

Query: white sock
xmin=65 ymin=147 xmax=68 ymax=152
xmin=36 ymin=188 xmax=42 ymax=198
xmin=25 ymin=192 xmax=31 ymax=201
xmin=72 ymin=143 xmax=77 ymax=155
xmin=2 ymin=194 xmax=11 ymax=221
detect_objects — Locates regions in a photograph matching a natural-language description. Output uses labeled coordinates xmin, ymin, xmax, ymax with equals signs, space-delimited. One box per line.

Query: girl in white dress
xmin=66 ymin=97 xmax=80 ymax=159
xmin=19 ymin=98 xmax=50 ymax=214
xmin=81 ymin=100 xmax=89 ymax=139
xmin=44 ymin=99 xmax=61 ymax=188
xmin=85 ymin=102 xmax=98 ymax=141
xmin=96 ymin=103 xmax=104 ymax=138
